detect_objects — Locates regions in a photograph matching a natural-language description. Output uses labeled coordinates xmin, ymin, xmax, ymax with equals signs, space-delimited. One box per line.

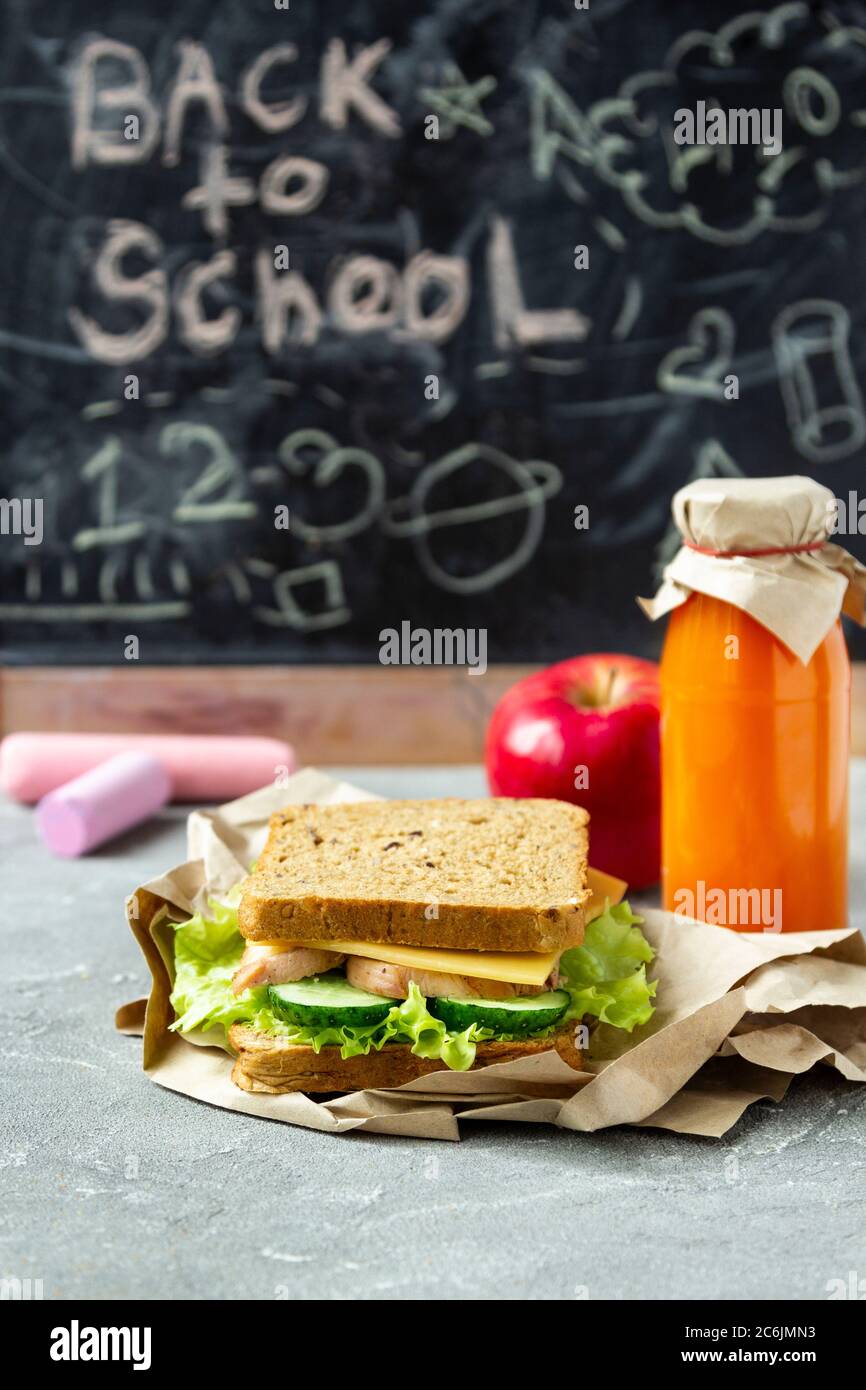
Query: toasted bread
xmin=228 ymin=1020 xmax=584 ymax=1094
xmin=238 ymin=798 xmax=589 ymax=953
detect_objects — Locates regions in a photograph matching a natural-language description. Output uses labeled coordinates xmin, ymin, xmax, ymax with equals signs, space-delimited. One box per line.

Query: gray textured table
xmin=2 ymin=764 xmax=865 ymax=1302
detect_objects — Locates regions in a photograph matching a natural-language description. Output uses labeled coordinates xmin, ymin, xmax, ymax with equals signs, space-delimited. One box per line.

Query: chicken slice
xmin=345 ymin=955 xmax=543 ymax=1000
xmin=231 ymin=943 xmax=345 ymax=995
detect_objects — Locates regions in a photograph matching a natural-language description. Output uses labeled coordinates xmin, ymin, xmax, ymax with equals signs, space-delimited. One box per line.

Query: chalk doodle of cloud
xmin=381 ymin=443 xmax=563 ymax=595
xmin=527 ymin=3 xmax=866 ymax=245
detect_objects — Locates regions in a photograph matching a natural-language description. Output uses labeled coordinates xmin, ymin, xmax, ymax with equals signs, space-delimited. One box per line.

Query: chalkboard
xmin=3 ymin=0 xmax=866 ymax=665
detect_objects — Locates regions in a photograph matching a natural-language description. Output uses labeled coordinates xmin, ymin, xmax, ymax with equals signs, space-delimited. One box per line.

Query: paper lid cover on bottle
xmin=640 ymin=475 xmax=866 ymax=663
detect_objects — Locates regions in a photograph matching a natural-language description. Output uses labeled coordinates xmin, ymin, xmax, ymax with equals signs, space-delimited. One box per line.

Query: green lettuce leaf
xmin=168 ymin=893 xmax=250 ymax=1034
xmin=558 ymin=900 xmax=657 ymax=1032
xmin=169 ymin=904 xmax=487 ymax=1071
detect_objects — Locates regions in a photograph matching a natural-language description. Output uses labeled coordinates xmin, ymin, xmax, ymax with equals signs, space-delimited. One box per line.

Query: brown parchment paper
xmin=639 ymin=476 xmax=866 ymax=662
xmin=118 ymin=768 xmax=866 ymax=1141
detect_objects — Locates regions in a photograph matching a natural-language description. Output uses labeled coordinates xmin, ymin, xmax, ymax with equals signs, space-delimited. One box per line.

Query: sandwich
xmin=168 ymin=798 xmax=656 ymax=1093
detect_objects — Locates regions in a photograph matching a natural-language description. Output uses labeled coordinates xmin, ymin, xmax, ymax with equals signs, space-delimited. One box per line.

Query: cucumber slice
xmin=429 ymin=990 xmax=569 ymax=1037
xmin=267 ymin=972 xmax=399 ymax=1029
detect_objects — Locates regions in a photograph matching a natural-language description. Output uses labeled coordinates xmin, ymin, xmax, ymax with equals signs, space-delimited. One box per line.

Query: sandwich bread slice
xmin=237 ymin=798 xmax=590 ymax=951
xmin=167 ymin=798 xmax=657 ymax=1094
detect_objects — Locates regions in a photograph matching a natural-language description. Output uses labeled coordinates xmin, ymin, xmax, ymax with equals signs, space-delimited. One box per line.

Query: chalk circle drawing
xmin=382 ymin=443 xmax=562 ymax=595
xmin=783 ymin=66 xmax=840 ymax=138
xmin=657 ymin=308 xmax=736 ymax=400
xmin=772 ymin=299 xmax=866 ymax=463
xmin=277 ymin=428 xmax=386 ymax=542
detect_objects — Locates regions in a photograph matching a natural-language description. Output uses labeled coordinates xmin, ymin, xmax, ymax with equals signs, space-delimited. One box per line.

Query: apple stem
xmin=601 ymin=666 xmax=618 ymax=707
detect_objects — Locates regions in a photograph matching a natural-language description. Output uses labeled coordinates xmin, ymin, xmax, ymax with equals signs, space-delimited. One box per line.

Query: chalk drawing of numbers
xmin=771 ymin=300 xmax=866 ymax=464
xmin=72 ymin=437 xmax=147 ymax=551
xmin=278 ymin=428 xmax=385 ymax=542
xmin=164 ymin=423 xmax=258 ymax=522
xmin=657 ymin=308 xmax=736 ymax=400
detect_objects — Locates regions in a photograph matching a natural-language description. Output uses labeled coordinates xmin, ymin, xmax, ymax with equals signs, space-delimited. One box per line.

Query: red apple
xmin=485 ymin=654 xmax=660 ymax=887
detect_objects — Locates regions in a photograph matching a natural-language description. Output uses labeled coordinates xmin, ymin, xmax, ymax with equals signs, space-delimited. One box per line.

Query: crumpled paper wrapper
xmin=117 ymin=768 xmax=866 ymax=1141
xmin=640 ymin=475 xmax=866 ymax=662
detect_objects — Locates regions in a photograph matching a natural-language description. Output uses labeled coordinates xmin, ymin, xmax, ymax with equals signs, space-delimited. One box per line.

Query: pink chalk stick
xmin=0 ymin=733 xmax=295 ymax=804
xmin=36 ymin=752 xmax=172 ymax=857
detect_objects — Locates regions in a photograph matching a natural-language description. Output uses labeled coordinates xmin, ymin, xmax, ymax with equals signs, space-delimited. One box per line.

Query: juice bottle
xmin=643 ymin=475 xmax=866 ymax=934
xmin=660 ymin=594 xmax=849 ymax=931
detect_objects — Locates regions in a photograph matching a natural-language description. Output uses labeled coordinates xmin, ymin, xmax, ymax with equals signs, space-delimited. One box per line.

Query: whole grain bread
xmin=238 ymin=798 xmax=589 ymax=953
xmin=228 ymin=1020 xmax=584 ymax=1094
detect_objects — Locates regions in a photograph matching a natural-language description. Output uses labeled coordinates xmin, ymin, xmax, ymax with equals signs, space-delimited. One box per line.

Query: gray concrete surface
xmin=1 ymin=764 xmax=865 ymax=1301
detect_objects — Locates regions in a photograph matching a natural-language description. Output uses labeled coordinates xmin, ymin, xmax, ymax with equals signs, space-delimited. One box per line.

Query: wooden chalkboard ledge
xmin=0 ymin=665 xmax=536 ymax=766
xmin=4 ymin=664 xmax=866 ymax=763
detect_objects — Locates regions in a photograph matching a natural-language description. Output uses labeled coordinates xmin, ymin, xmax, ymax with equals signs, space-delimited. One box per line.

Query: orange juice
xmin=660 ymin=592 xmax=849 ymax=932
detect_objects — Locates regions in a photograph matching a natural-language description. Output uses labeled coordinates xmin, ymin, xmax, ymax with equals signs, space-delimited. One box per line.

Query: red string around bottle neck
xmin=682 ymin=539 xmax=826 ymax=559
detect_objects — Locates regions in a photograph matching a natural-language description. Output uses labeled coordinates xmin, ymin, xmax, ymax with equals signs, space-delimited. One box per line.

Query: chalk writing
xmin=2 ymin=3 xmax=865 ymax=665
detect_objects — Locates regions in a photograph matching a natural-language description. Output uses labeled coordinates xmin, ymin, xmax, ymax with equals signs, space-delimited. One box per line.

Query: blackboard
xmin=3 ymin=0 xmax=866 ymax=665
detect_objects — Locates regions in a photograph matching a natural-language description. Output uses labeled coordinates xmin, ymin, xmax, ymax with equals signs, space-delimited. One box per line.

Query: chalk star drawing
xmin=420 ymin=63 xmax=497 ymax=139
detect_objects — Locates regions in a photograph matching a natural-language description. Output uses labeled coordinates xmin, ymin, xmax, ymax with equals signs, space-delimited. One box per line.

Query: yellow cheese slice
xmin=250 ymin=864 xmax=628 ymax=987
xmin=305 ymin=938 xmax=559 ymax=987
xmin=585 ymin=866 xmax=627 ymax=920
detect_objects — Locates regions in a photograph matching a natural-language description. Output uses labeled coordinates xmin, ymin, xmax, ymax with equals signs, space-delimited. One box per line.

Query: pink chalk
xmin=36 ymin=752 xmax=172 ymax=857
xmin=0 ymin=733 xmax=295 ymax=804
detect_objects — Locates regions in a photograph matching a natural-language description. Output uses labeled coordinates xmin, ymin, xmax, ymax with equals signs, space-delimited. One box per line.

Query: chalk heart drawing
xmin=657 ymin=307 xmax=735 ymax=400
